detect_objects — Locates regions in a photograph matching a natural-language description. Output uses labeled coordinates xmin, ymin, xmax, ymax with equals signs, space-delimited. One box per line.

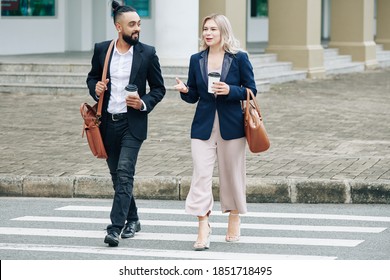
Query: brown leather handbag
xmin=243 ymin=88 xmax=270 ymax=153
xmin=80 ymin=40 xmax=114 ymax=159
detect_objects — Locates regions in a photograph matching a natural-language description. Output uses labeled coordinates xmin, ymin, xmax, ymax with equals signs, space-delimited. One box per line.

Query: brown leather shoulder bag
xmin=243 ymin=88 xmax=270 ymax=153
xmin=80 ymin=40 xmax=115 ymax=159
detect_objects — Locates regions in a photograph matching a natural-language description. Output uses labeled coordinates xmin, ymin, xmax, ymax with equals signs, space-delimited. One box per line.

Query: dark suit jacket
xmin=181 ymin=49 xmax=257 ymax=140
xmin=86 ymin=40 xmax=166 ymax=141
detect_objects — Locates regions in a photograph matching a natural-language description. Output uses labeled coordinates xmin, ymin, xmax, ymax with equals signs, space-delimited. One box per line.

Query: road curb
xmin=1 ymin=175 xmax=389 ymax=203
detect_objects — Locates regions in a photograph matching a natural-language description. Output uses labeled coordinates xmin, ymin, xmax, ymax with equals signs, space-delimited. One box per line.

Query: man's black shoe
xmin=121 ymin=220 xmax=141 ymax=239
xmin=104 ymin=232 xmax=119 ymax=247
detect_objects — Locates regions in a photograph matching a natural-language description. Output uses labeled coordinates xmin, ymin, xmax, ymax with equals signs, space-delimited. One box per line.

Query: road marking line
xmin=55 ymin=206 xmax=390 ymax=222
xmin=0 ymin=243 xmax=336 ymax=260
xmin=12 ymin=216 xmax=387 ymax=233
xmin=0 ymin=227 xmax=363 ymax=247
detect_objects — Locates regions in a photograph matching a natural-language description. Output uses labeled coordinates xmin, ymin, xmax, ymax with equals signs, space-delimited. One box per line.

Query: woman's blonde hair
xmin=199 ymin=13 xmax=244 ymax=54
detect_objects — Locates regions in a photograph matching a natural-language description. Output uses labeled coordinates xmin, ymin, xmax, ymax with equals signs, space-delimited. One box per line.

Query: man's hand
xmin=126 ymin=94 xmax=143 ymax=110
xmin=95 ymin=78 xmax=109 ymax=97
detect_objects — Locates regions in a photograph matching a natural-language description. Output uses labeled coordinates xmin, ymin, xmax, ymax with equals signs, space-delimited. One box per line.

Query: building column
xmin=199 ymin=0 xmax=247 ymax=50
xmin=376 ymin=0 xmax=390 ymax=50
xmin=266 ymin=0 xmax=325 ymax=78
xmin=66 ymin=0 xmax=93 ymax=51
xmin=154 ymin=0 xmax=199 ymax=65
xmin=328 ymin=0 xmax=378 ymax=69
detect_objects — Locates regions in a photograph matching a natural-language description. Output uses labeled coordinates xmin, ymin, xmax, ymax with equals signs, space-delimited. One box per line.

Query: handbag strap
xmin=96 ymin=40 xmax=115 ymax=119
xmin=245 ymin=88 xmax=263 ymax=120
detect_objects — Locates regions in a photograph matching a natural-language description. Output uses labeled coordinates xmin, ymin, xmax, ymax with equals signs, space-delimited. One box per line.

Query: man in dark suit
xmin=86 ymin=1 xmax=165 ymax=247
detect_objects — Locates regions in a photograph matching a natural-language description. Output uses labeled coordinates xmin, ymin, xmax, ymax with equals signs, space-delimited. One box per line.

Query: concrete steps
xmin=0 ymin=52 xmax=307 ymax=95
xmin=0 ymin=71 xmax=86 ymax=85
xmin=1 ymin=44 xmax=388 ymax=96
xmin=324 ymin=48 xmax=365 ymax=75
xmin=0 ymin=62 xmax=89 ymax=95
xmin=0 ymin=62 xmax=91 ymax=73
xmin=250 ymin=53 xmax=307 ymax=89
xmin=376 ymin=44 xmax=390 ymax=68
xmin=323 ymin=44 xmax=390 ymax=74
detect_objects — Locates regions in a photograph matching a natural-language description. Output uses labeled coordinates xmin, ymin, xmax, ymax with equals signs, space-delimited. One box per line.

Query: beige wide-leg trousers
xmin=185 ymin=113 xmax=247 ymax=216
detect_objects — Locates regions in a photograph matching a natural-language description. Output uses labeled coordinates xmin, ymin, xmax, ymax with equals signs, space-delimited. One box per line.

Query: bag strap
xmin=245 ymin=88 xmax=263 ymax=120
xmin=96 ymin=40 xmax=115 ymax=119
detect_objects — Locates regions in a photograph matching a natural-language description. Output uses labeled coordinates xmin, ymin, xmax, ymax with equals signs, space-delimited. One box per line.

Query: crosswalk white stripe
xmin=0 ymin=243 xmax=336 ymax=260
xmin=13 ymin=216 xmax=109 ymax=224
xmin=56 ymin=206 xmax=109 ymax=212
xmin=0 ymin=227 xmax=363 ymax=247
xmin=12 ymin=216 xmax=387 ymax=233
xmin=55 ymin=206 xmax=390 ymax=222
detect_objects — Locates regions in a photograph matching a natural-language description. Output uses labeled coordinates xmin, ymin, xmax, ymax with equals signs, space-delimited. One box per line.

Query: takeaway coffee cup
xmin=208 ymin=72 xmax=221 ymax=93
xmin=125 ymin=84 xmax=138 ymax=97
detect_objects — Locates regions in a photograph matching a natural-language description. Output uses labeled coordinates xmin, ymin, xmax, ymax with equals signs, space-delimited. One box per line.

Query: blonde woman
xmin=174 ymin=14 xmax=257 ymax=250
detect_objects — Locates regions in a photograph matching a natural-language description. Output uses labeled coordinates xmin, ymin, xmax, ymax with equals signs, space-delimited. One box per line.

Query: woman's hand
xmin=173 ymin=77 xmax=189 ymax=94
xmin=212 ymin=81 xmax=230 ymax=95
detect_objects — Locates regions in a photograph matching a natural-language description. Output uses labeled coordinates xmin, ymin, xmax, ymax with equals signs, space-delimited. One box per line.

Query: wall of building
xmin=0 ymin=0 xmax=66 ymax=55
xmin=247 ymin=17 xmax=268 ymax=42
xmin=199 ymin=0 xmax=247 ymax=49
xmin=0 ymin=0 xmax=385 ymax=57
xmin=0 ymin=0 xmax=156 ymax=55
xmin=246 ymin=0 xmax=267 ymax=42
xmin=66 ymin=0 xmax=93 ymax=51
xmin=154 ymin=0 xmax=199 ymax=64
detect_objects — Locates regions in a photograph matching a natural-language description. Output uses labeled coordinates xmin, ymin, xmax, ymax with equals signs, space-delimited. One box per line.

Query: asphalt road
xmin=1 ymin=197 xmax=389 ymax=260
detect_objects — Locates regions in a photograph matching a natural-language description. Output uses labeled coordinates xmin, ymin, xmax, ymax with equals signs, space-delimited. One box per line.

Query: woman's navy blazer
xmin=181 ymin=49 xmax=257 ymax=140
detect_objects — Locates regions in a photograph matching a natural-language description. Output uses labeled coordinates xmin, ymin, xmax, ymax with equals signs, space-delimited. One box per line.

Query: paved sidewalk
xmin=1 ymin=67 xmax=390 ymax=203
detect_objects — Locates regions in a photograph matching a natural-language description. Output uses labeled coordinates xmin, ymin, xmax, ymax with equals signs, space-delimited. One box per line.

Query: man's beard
xmin=123 ymin=33 xmax=139 ymax=46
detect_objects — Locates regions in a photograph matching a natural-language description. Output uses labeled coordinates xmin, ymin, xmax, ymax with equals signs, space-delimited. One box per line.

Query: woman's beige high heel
xmin=226 ymin=213 xmax=240 ymax=242
xmin=193 ymin=219 xmax=211 ymax=251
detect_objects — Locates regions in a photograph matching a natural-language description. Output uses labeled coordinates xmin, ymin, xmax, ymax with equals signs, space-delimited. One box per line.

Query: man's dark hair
xmin=112 ymin=1 xmax=137 ymax=23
